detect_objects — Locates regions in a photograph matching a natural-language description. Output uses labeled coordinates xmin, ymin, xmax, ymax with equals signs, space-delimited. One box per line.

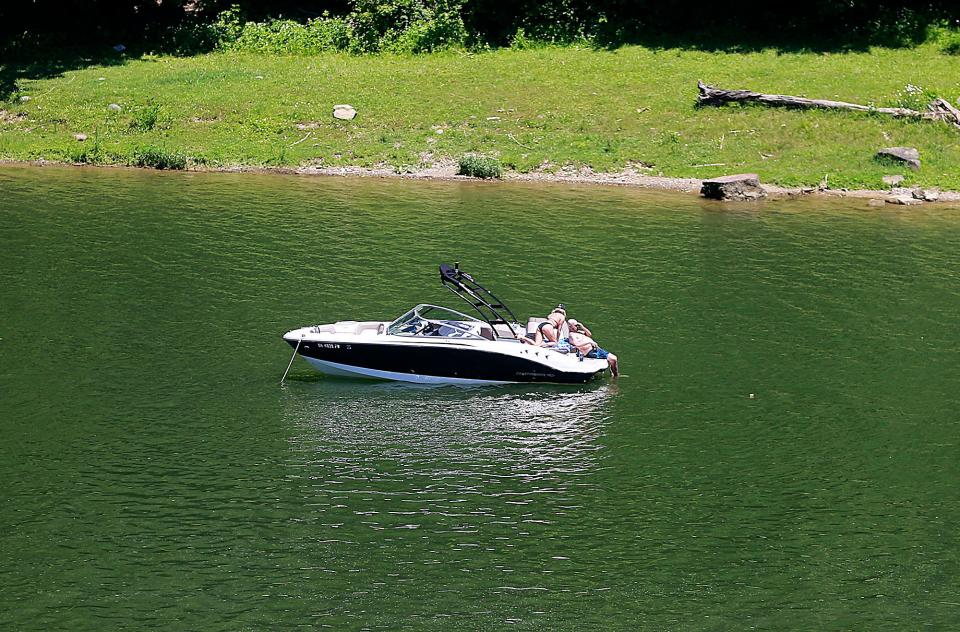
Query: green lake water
xmin=1 ymin=165 xmax=959 ymax=629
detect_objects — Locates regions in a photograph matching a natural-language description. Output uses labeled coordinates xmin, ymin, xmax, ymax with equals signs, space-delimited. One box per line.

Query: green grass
xmin=2 ymin=43 xmax=960 ymax=189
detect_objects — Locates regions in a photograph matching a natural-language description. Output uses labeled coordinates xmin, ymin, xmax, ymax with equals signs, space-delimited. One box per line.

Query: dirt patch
xmin=0 ymin=110 xmax=28 ymax=125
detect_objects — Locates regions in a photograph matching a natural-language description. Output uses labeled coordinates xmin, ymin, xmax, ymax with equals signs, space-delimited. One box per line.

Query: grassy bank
xmin=2 ymin=43 xmax=960 ymax=190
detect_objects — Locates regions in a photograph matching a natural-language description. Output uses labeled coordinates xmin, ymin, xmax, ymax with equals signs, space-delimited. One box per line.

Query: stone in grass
xmin=332 ymin=104 xmax=357 ymax=120
xmin=700 ymin=173 xmax=766 ymax=201
xmin=108 ymin=103 xmax=122 ymax=112
xmin=882 ymin=175 xmax=904 ymax=187
xmin=74 ymin=133 xmax=88 ymax=141
xmin=876 ymin=147 xmax=920 ymax=171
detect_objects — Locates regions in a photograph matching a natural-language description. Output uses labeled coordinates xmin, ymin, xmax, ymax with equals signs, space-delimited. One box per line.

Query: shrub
xmin=940 ymin=30 xmax=960 ymax=54
xmin=350 ymin=0 xmax=466 ymax=53
xmin=66 ymin=146 xmax=106 ymax=164
xmin=130 ymin=146 xmax=187 ymax=170
xmin=384 ymin=14 xmax=467 ymax=53
xmin=457 ymin=154 xmax=501 ymax=178
xmin=227 ymin=16 xmax=351 ymax=54
xmin=510 ymin=28 xmax=533 ymax=50
xmin=129 ymin=103 xmax=164 ymax=131
xmin=211 ymin=5 xmax=245 ymax=45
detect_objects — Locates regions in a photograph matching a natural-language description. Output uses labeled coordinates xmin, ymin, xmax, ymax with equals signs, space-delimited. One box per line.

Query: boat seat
xmin=527 ymin=317 xmax=547 ymax=335
xmin=478 ymin=326 xmax=495 ymax=341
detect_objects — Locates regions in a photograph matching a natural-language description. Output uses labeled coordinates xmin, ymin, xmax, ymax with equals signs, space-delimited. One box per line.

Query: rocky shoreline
xmin=4 ymin=158 xmax=960 ymax=205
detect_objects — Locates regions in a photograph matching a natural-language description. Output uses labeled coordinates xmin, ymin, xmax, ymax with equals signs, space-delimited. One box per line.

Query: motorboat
xmin=281 ymin=264 xmax=610 ymax=385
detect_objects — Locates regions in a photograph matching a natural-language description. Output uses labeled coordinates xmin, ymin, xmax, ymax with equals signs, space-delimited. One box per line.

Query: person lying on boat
xmin=565 ymin=317 xmax=619 ymax=377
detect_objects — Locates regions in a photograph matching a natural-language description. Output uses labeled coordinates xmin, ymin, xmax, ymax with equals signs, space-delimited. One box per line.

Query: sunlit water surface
xmin=1 ymin=166 xmax=959 ymax=629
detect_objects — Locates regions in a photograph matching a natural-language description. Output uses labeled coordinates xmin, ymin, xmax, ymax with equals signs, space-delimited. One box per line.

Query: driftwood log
xmin=697 ymin=81 xmax=960 ymax=130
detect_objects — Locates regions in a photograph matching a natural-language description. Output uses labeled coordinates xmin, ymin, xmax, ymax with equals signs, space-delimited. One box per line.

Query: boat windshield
xmin=387 ymin=304 xmax=491 ymax=340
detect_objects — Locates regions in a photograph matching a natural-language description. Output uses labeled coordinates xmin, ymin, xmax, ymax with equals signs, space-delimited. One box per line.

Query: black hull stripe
xmin=288 ymin=340 xmax=603 ymax=384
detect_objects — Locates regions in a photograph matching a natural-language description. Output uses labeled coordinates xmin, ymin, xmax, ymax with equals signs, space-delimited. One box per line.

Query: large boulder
xmin=876 ymin=147 xmax=920 ymax=170
xmin=700 ymin=173 xmax=766 ymax=201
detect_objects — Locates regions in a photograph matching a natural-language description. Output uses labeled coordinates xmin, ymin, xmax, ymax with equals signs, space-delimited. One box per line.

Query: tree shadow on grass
xmin=590 ymin=20 xmax=941 ymax=55
xmin=0 ymin=46 xmax=132 ymax=102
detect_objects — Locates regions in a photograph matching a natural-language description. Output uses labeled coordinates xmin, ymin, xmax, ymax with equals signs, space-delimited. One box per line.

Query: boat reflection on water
xmin=280 ymin=380 xmax=618 ymax=478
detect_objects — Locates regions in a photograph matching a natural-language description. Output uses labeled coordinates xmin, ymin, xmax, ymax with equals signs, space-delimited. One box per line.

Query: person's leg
xmin=607 ymin=352 xmax=619 ymax=377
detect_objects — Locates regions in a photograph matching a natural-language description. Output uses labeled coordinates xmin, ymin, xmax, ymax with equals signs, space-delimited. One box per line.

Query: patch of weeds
xmin=509 ymin=28 xmax=551 ymax=50
xmin=64 ymin=133 xmax=111 ymax=165
xmin=892 ymin=84 xmax=938 ymax=111
xmin=129 ymin=103 xmax=166 ymax=132
xmin=129 ymin=146 xmax=187 ymax=170
xmin=658 ymin=130 xmax=682 ymax=146
xmin=457 ymin=154 xmax=501 ymax=179
xmin=66 ymin=146 xmax=102 ymax=164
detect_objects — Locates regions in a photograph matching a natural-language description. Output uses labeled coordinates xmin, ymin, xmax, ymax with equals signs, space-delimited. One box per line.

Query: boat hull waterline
xmin=283 ymin=326 xmax=608 ymax=385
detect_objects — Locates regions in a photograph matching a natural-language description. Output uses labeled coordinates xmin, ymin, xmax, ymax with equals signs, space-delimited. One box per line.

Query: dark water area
xmin=1 ymin=165 xmax=959 ymax=629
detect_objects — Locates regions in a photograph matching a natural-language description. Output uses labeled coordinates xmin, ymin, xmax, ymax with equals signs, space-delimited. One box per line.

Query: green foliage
xmin=129 ymin=103 xmax=165 ymax=131
xmin=212 ymin=5 xmax=245 ymax=44
xmin=509 ymin=28 xmax=536 ymax=50
xmin=224 ymin=16 xmax=351 ymax=55
xmin=457 ymin=154 xmax=501 ymax=178
xmin=130 ymin=146 xmax=187 ymax=170
xmin=892 ymin=83 xmax=938 ymax=110
xmin=196 ymin=2 xmax=465 ymax=55
xmin=933 ymin=25 xmax=960 ymax=54
xmin=66 ymin=145 xmax=108 ymax=165
xmin=383 ymin=15 xmax=468 ymax=54
xmin=346 ymin=0 xmax=468 ymax=53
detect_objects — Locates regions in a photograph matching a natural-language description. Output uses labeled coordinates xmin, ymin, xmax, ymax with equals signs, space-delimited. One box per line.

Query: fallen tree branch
xmin=289 ymin=131 xmax=313 ymax=147
xmin=697 ymin=81 xmax=960 ymax=130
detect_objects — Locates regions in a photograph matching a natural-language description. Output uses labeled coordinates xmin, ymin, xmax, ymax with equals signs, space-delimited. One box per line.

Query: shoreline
xmin=4 ymin=158 xmax=959 ymax=204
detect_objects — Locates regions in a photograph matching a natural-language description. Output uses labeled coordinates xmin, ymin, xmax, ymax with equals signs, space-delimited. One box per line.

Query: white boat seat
xmin=527 ymin=317 xmax=547 ymax=335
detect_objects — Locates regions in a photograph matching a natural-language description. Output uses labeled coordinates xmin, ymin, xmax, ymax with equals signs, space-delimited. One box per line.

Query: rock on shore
xmin=700 ymin=174 xmax=766 ymax=201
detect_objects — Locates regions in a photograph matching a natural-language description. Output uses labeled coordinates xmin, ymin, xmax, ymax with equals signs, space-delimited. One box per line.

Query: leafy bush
xmin=130 ymin=146 xmax=187 ymax=170
xmin=939 ymin=28 xmax=960 ymax=54
xmin=203 ymin=1 xmax=466 ymax=55
xmin=509 ymin=28 xmax=534 ymax=50
xmin=350 ymin=0 xmax=466 ymax=53
xmin=129 ymin=103 xmax=164 ymax=131
xmin=65 ymin=146 xmax=108 ymax=165
xmin=212 ymin=5 xmax=246 ymax=44
xmin=384 ymin=15 xmax=468 ymax=53
xmin=226 ymin=16 xmax=351 ymax=54
xmin=457 ymin=154 xmax=501 ymax=178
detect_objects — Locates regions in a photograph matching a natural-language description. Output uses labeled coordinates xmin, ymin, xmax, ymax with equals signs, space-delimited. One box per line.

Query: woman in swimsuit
xmin=534 ymin=305 xmax=569 ymax=346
